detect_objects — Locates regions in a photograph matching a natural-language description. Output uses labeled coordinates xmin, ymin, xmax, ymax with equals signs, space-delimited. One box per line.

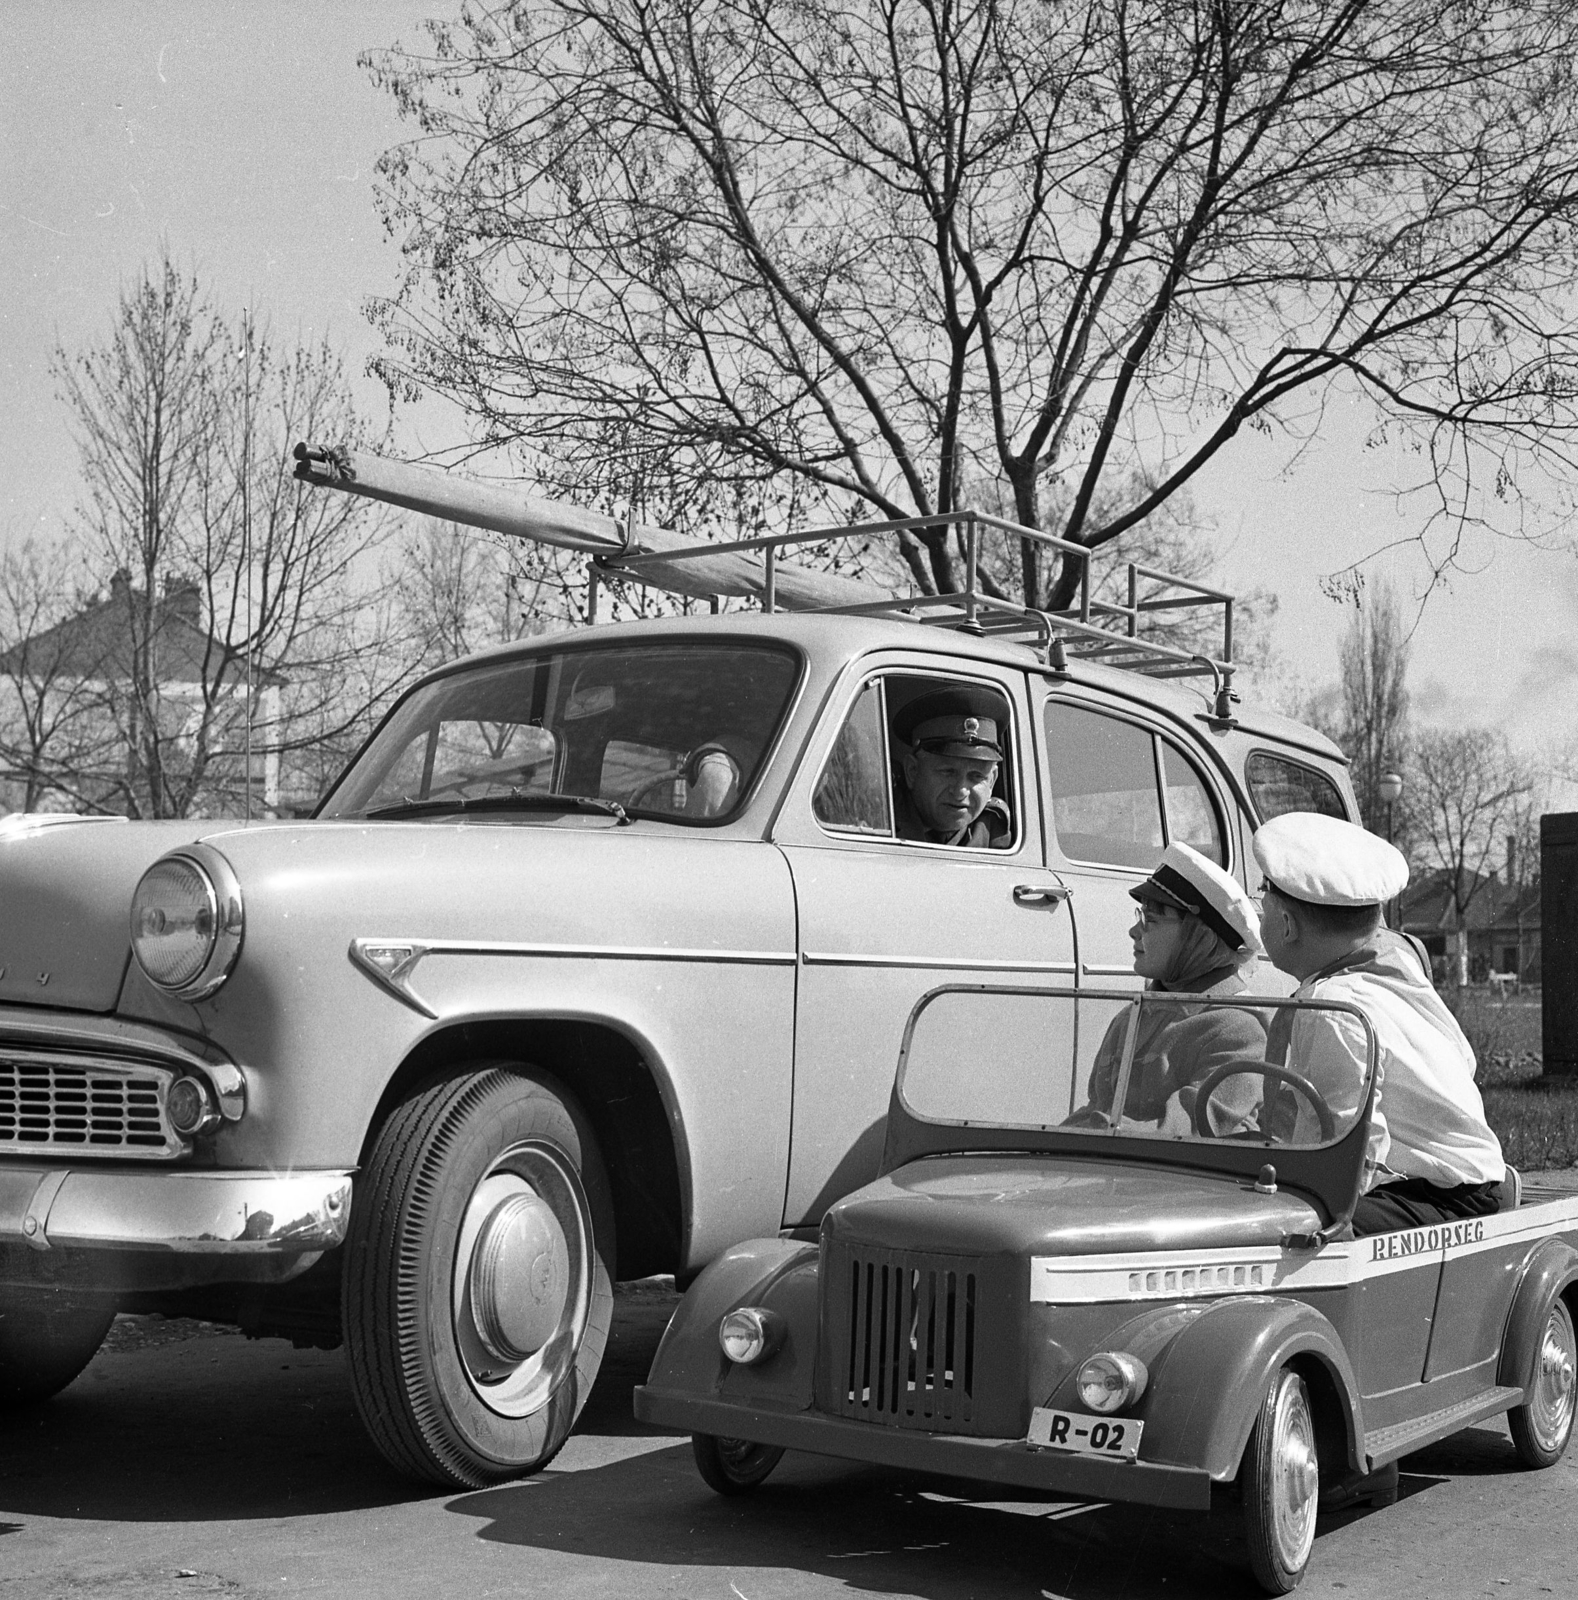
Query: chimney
xmin=161 ymin=577 xmax=202 ymax=629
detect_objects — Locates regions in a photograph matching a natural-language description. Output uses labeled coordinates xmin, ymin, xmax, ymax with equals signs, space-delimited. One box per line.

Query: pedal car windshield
xmin=889 ymin=987 xmax=1378 ymax=1214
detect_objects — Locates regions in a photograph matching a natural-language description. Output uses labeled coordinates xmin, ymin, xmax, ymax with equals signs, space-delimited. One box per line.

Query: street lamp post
xmin=1378 ymin=771 xmax=1404 ymax=930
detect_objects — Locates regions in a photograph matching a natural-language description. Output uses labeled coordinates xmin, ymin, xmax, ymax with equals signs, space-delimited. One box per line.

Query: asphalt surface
xmin=1 ymin=1273 xmax=1576 ymax=1600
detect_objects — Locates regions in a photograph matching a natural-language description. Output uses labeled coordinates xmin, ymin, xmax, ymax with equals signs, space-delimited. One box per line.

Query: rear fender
xmin=1498 ymin=1237 xmax=1578 ymax=1396
xmin=1132 ymin=1295 xmax=1362 ymax=1481
xmin=646 ymin=1238 xmax=819 ymax=1409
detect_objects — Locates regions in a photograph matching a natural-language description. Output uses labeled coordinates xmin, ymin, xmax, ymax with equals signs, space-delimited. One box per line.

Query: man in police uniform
xmin=1253 ymin=811 xmax=1505 ymax=1235
xmin=891 ymin=686 xmax=1012 ymax=848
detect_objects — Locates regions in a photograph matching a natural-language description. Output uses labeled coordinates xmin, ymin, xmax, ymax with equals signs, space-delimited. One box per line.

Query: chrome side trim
xmin=349 ymin=936 xmax=798 ymax=1017
xmin=0 ymin=1165 xmax=354 ymax=1253
xmin=803 ymin=952 xmax=1078 ymax=974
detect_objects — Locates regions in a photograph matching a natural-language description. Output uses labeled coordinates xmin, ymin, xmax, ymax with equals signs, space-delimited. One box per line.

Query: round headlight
xmin=718 ymin=1306 xmax=785 ymax=1366
xmin=1076 ymin=1351 xmax=1149 ymax=1414
xmin=130 ymin=847 xmax=243 ymax=1000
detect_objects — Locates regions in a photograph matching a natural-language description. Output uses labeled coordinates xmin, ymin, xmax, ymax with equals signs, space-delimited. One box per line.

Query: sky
xmin=3 ymin=0 xmax=1576 ymax=799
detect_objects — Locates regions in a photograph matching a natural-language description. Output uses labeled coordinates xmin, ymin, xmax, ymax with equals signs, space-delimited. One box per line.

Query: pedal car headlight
xmin=1076 ymin=1351 xmax=1149 ymax=1414
xmin=130 ymin=847 xmax=244 ymax=1000
xmin=718 ymin=1306 xmax=785 ymax=1365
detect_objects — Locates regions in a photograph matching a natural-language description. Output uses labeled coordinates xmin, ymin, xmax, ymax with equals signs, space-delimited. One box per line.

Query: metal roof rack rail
xmin=601 ymin=507 xmax=1237 ymax=709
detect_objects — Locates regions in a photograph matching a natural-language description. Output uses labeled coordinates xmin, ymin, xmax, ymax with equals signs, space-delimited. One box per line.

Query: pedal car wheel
xmin=1508 ymin=1295 xmax=1577 ymax=1468
xmin=343 ymin=1064 xmax=615 ymax=1489
xmin=1242 ymin=1367 xmax=1320 ymax=1595
xmin=692 ymin=1433 xmax=786 ymax=1494
xmin=0 ymin=1289 xmax=116 ymax=1409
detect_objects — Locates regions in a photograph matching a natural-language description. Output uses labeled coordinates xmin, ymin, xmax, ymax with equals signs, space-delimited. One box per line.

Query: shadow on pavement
xmin=449 ymin=1446 xmax=1275 ymax=1600
xmin=0 ymin=1282 xmax=678 ymax=1525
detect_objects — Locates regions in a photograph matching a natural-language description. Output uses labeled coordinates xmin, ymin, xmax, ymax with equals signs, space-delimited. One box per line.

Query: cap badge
xmin=962 ymin=717 xmax=980 ymax=739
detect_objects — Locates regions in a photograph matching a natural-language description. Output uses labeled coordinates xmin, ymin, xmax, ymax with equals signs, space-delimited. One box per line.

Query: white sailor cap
xmin=1130 ymin=842 xmax=1263 ymax=955
xmin=1251 ymin=812 xmax=1408 ymax=908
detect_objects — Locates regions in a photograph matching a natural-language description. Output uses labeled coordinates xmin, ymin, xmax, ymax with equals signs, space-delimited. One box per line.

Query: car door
xmin=775 ymin=655 xmax=1076 ymax=1227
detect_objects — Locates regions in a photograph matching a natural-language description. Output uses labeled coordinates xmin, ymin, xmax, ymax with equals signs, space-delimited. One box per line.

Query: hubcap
xmin=451 ymin=1141 xmax=593 ymax=1418
xmin=1528 ymin=1302 xmax=1577 ymax=1454
xmin=1270 ymin=1375 xmax=1319 ymax=1572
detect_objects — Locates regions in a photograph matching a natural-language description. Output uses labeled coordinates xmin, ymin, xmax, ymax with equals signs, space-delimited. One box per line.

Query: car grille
xmin=818 ymin=1242 xmax=1025 ymax=1436
xmin=0 ymin=1051 xmax=182 ymax=1159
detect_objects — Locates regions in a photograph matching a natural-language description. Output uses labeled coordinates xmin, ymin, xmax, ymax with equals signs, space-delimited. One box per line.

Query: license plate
xmin=1027 ymin=1407 xmax=1143 ymax=1460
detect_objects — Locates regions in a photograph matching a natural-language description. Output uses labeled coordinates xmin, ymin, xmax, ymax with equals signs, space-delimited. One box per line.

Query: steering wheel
xmin=1191 ymin=1060 xmax=1336 ymax=1143
xmin=626 ymin=769 xmax=686 ymax=811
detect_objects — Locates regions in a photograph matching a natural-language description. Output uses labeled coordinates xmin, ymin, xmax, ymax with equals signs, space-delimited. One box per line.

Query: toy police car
xmin=634 ymin=984 xmax=1578 ymax=1594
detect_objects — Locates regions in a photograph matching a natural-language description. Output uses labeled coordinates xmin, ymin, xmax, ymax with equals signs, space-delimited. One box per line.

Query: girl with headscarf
xmin=1073 ymin=843 xmax=1268 ymax=1136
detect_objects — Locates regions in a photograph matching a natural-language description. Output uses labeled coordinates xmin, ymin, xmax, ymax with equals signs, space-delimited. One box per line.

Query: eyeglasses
xmin=1136 ymin=905 xmax=1183 ymax=927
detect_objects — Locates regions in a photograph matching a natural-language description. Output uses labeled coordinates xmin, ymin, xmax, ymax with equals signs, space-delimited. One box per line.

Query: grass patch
xmin=1442 ymin=990 xmax=1578 ymax=1170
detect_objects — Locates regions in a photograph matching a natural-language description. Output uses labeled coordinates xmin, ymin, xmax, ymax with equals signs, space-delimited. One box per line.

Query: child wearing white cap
xmin=1252 ymin=811 xmax=1504 ymax=1235
xmin=1072 ymin=842 xmax=1270 ymax=1134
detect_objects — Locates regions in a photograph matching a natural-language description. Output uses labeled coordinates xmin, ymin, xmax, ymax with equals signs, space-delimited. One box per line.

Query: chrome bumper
xmin=0 ymin=1164 xmax=353 ymax=1254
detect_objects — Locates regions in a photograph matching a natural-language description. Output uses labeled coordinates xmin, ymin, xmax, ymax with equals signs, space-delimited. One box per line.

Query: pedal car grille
xmin=0 ymin=1051 xmax=182 ymax=1159
xmin=819 ymin=1242 xmax=1026 ymax=1434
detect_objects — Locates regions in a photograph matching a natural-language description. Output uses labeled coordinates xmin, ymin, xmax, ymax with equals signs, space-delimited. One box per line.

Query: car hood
xmin=0 ymin=818 xmax=213 ymax=1013
xmin=1 ymin=814 xmax=795 ymax=1022
xmin=825 ymin=1154 xmax=1323 ymax=1257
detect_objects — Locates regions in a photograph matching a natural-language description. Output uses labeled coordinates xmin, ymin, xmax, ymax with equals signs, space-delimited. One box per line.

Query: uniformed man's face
xmin=902 ymin=749 xmax=998 ymax=835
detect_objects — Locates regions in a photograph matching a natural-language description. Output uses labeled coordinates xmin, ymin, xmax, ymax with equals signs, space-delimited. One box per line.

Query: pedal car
xmin=635 ymin=985 xmax=1578 ymax=1594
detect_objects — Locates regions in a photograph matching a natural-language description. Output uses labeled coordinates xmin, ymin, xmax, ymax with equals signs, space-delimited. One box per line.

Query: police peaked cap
xmin=894 ymin=685 xmax=1008 ymax=762
xmin=1131 ymin=841 xmax=1263 ymax=954
xmin=1252 ymin=812 xmax=1408 ymax=907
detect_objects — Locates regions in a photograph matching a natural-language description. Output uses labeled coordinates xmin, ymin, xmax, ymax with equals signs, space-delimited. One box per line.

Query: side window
xmin=1044 ymin=701 xmax=1226 ymax=868
xmin=1160 ymin=740 xmax=1225 ymax=864
xmin=1044 ymin=703 xmax=1163 ymax=868
xmin=813 ymin=681 xmax=892 ymax=834
xmin=1245 ymin=752 xmax=1347 ymax=822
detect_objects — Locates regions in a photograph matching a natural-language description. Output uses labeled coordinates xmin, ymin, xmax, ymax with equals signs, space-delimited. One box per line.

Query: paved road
xmin=1 ymin=1282 xmax=1573 ymax=1600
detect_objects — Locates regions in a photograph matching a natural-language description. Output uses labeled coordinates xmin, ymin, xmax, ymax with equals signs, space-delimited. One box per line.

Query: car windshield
xmin=320 ymin=641 xmax=801 ymax=824
xmin=896 ymin=986 xmax=1377 ymax=1151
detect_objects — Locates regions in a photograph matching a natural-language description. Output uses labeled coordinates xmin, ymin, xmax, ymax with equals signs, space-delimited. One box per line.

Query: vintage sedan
xmin=635 ymin=984 xmax=1578 ymax=1595
xmin=0 ymin=477 xmax=1354 ymax=1488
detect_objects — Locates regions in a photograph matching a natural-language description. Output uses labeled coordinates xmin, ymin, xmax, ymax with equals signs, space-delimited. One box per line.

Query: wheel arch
xmin=359 ymin=1014 xmax=690 ymax=1282
xmin=1142 ymin=1295 xmax=1363 ymax=1482
xmin=1498 ymin=1237 xmax=1578 ymax=1397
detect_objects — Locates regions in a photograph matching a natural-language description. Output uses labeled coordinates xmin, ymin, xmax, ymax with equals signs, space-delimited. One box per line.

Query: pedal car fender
xmin=646 ymin=1237 xmax=819 ymax=1408
xmin=1131 ymin=1294 xmax=1362 ymax=1481
xmin=1498 ymin=1237 xmax=1578 ymax=1396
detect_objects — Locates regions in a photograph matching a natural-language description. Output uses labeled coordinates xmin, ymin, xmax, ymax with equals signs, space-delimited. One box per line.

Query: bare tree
xmin=0 ymin=535 xmax=121 ymax=812
xmin=1408 ymin=726 xmax=1533 ymax=985
xmin=53 ymin=259 xmax=411 ymax=818
xmin=363 ymin=0 xmax=1578 ymax=610
xmin=1311 ymin=576 xmax=1411 ymax=835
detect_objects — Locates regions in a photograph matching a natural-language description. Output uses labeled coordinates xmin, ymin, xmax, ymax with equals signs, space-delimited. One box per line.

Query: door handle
xmin=1013 ymin=883 xmax=1072 ymax=908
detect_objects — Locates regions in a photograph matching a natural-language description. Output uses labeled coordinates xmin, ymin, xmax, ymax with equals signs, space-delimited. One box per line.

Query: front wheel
xmin=1242 ymin=1368 xmax=1320 ymax=1595
xmin=343 ymin=1064 xmax=615 ymax=1489
xmin=0 ymin=1289 xmax=116 ymax=1409
xmin=1508 ymin=1296 xmax=1577 ymax=1469
xmin=692 ymin=1433 xmax=785 ymax=1495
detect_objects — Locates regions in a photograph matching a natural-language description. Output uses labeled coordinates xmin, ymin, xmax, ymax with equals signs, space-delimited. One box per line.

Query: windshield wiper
xmin=362 ymin=793 xmax=631 ymax=824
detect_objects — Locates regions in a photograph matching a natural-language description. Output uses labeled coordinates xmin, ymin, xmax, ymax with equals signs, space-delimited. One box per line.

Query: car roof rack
xmin=599 ymin=509 xmax=1239 ymax=719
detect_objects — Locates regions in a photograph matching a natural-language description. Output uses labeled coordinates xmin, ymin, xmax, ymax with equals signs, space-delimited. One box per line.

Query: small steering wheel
xmin=626 ymin=769 xmax=686 ymax=811
xmin=1191 ymin=1061 xmax=1336 ymax=1143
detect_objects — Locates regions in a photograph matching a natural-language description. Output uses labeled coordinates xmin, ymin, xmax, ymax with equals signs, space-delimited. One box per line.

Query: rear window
xmin=1245 ymin=752 xmax=1347 ymax=823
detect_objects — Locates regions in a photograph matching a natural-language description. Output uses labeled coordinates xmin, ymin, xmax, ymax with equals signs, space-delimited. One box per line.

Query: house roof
xmin=0 ymin=572 xmax=285 ymax=689
xmin=1401 ymin=867 xmax=1539 ymax=933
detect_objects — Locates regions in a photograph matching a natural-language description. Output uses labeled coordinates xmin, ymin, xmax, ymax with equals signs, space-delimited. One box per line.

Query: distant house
xmin=0 ymin=571 xmax=287 ymax=815
xmin=1400 ymin=855 xmax=1541 ymax=985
